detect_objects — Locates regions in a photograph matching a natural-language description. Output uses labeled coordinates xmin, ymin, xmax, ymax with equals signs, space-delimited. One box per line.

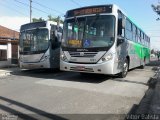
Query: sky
xmin=0 ymin=0 xmax=160 ymax=50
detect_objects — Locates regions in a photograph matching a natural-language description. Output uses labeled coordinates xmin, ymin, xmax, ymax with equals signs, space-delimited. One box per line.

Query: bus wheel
xmin=119 ymin=59 xmax=128 ymax=78
xmin=140 ymin=58 xmax=145 ymax=69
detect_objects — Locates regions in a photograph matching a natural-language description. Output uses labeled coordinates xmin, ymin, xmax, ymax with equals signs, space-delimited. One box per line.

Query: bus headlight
xmin=40 ymin=55 xmax=49 ymax=62
xmin=60 ymin=53 xmax=68 ymax=62
xmin=101 ymin=53 xmax=113 ymax=62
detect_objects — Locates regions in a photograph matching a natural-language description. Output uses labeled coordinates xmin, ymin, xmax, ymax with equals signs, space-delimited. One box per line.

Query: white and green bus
xmin=19 ymin=21 xmax=63 ymax=69
xmin=60 ymin=4 xmax=150 ymax=78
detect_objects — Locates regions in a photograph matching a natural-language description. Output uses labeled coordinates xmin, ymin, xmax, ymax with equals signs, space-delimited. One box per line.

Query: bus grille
xmin=69 ymin=52 xmax=98 ymax=57
xmin=70 ymin=67 xmax=94 ymax=72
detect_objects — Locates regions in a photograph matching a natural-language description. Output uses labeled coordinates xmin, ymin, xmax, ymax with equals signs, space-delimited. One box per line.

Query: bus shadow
xmin=50 ymin=73 xmax=113 ymax=83
xmin=11 ymin=68 xmax=62 ymax=76
xmin=0 ymin=96 xmax=67 ymax=120
xmin=10 ymin=64 xmax=154 ymax=84
xmin=11 ymin=69 xmax=112 ymax=84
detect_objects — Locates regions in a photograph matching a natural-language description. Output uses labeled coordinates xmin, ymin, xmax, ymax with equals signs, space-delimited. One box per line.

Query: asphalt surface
xmin=0 ymin=59 xmax=158 ymax=120
xmin=126 ymin=59 xmax=160 ymax=120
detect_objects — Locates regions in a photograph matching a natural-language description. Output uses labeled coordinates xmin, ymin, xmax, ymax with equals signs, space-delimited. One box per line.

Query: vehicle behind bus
xmin=19 ymin=21 xmax=63 ymax=70
xmin=60 ymin=4 xmax=150 ymax=78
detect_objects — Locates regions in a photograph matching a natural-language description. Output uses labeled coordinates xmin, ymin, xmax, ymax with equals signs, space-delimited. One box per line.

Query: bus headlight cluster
xmin=40 ymin=55 xmax=49 ymax=62
xmin=101 ymin=53 xmax=113 ymax=62
xmin=60 ymin=53 xmax=68 ymax=62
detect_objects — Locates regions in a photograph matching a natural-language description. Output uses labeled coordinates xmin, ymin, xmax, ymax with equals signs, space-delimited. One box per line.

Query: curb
xmin=0 ymin=71 xmax=11 ymax=77
xmin=0 ymin=67 xmax=18 ymax=77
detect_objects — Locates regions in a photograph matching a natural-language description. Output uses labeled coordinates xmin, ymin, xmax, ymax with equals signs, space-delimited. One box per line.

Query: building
xmin=0 ymin=25 xmax=19 ymax=67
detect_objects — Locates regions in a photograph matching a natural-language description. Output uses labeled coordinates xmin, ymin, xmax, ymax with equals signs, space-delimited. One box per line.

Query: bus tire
xmin=140 ymin=58 xmax=145 ymax=69
xmin=118 ymin=59 xmax=128 ymax=78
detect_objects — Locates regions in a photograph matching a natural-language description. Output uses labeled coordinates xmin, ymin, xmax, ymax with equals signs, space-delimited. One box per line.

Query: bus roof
xmin=20 ymin=21 xmax=63 ymax=31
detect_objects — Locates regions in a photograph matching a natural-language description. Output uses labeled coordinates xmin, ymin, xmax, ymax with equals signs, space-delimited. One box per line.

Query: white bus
xmin=60 ymin=4 xmax=150 ymax=78
xmin=19 ymin=21 xmax=63 ymax=69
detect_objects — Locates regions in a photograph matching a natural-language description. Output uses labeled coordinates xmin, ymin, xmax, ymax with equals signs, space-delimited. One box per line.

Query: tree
xmin=48 ymin=15 xmax=63 ymax=24
xmin=32 ymin=17 xmax=45 ymax=22
xmin=151 ymin=3 xmax=160 ymax=20
xmin=151 ymin=4 xmax=160 ymax=15
xmin=32 ymin=15 xmax=63 ymax=23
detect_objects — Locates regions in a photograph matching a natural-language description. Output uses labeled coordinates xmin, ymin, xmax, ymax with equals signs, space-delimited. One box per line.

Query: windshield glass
xmin=62 ymin=15 xmax=115 ymax=48
xmin=20 ymin=28 xmax=49 ymax=52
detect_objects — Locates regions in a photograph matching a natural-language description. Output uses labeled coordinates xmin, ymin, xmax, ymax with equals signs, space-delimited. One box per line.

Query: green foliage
xmin=32 ymin=17 xmax=45 ymax=22
xmin=32 ymin=15 xmax=63 ymax=24
xmin=48 ymin=15 xmax=63 ymax=24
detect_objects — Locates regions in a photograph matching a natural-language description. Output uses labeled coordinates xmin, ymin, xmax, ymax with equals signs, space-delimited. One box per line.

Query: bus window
xmin=118 ymin=11 xmax=125 ymax=37
xmin=137 ymin=29 xmax=141 ymax=43
xmin=125 ymin=19 xmax=132 ymax=40
xmin=132 ymin=25 xmax=137 ymax=42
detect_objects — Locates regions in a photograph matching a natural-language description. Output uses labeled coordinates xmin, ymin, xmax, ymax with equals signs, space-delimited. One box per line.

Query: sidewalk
xmin=0 ymin=65 xmax=19 ymax=77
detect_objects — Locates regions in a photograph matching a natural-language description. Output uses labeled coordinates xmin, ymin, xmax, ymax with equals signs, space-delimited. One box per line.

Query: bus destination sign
xmin=66 ymin=5 xmax=112 ymax=17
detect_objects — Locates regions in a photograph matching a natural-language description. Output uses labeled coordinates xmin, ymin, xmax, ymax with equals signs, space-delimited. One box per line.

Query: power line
xmin=14 ymin=0 xmax=30 ymax=8
xmin=32 ymin=1 xmax=64 ymax=16
xmin=0 ymin=1 xmax=27 ymax=16
xmin=14 ymin=0 xmax=48 ymax=14
xmin=6 ymin=0 xmax=29 ymax=12
xmin=146 ymin=29 xmax=160 ymax=31
xmin=14 ymin=0 xmax=56 ymax=17
xmin=70 ymin=0 xmax=82 ymax=7
xmin=150 ymin=36 xmax=160 ymax=37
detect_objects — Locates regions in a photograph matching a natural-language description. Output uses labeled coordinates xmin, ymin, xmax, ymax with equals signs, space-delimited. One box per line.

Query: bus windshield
xmin=20 ymin=28 xmax=49 ymax=52
xmin=62 ymin=15 xmax=115 ymax=48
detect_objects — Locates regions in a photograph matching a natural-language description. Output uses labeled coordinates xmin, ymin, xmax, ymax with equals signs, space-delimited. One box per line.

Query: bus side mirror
xmin=118 ymin=18 xmax=125 ymax=35
xmin=117 ymin=38 xmax=124 ymax=46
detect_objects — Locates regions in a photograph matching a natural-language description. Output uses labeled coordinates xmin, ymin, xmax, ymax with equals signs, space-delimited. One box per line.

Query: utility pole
xmin=57 ymin=16 xmax=60 ymax=27
xmin=30 ymin=0 xmax=32 ymax=23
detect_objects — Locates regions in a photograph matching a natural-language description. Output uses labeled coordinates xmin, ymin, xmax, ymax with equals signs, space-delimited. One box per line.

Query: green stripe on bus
xmin=134 ymin=43 xmax=150 ymax=59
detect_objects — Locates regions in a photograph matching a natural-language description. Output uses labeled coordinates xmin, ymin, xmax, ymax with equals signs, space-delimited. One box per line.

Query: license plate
xmin=76 ymin=66 xmax=85 ymax=70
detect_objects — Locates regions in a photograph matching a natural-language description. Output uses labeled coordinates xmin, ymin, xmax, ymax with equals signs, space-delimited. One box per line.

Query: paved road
xmin=0 ymin=62 xmax=156 ymax=120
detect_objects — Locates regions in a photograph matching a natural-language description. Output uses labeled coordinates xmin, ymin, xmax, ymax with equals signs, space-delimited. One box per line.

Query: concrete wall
xmin=0 ymin=41 xmax=12 ymax=68
xmin=0 ymin=60 xmax=11 ymax=68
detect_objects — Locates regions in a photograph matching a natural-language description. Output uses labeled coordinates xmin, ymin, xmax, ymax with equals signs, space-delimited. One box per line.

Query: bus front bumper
xmin=60 ymin=60 xmax=116 ymax=75
xmin=20 ymin=61 xmax=50 ymax=69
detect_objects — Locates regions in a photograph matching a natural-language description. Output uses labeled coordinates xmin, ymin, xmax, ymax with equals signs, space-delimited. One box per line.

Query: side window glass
xmin=125 ymin=19 xmax=132 ymax=40
xmin=118 ymin=11 xmax=125 ymax=37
